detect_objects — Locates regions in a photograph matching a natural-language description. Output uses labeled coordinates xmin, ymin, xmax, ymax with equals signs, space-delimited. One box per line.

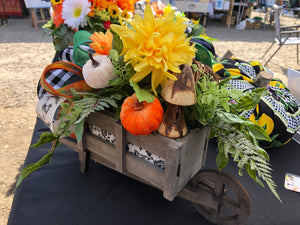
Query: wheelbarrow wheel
xmin=190 ymin=169 xmax=251 ymax=225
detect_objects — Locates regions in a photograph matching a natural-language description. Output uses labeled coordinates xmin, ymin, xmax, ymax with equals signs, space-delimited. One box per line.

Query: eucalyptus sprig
xmin=190 ymin=70 xmax=281 ymax=202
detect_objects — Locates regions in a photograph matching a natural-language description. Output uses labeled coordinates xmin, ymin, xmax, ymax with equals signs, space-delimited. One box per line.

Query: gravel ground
xmin=0 ymin=16 xmax=55 ymax=225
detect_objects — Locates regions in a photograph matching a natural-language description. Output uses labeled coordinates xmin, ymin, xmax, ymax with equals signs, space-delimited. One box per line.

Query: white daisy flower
xmin=62 ymin=0 xmax=91 ymax=30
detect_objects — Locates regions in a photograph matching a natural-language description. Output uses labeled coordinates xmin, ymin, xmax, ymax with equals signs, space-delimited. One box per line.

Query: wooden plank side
xmin=163 ymin=144 xmax=181 ymax=201
xmin=59 ymin=137 xmax=79 ymax=152
xmin=124 ymin=153 xmax=165 ymax=190
xmin=177 ymin=126 xmax=211 ymax=191
xmin=126 ymin=132 xmax=182 ymax=159
xmin=114 ymin=122 xmax=126 ymax=173
xmin=77 ymin=122 xmax=89 ymax=173
xmin=61 ymin=111 xmax=213 ymax=201
xmin=86 ymin=134 xmax=115 ymax=164
xmin=90 ymin=152 xmax=115 ymax=170
xmin=178 ymin=185 xmax=218 ymax=209
xmin=85 ymin=112 xmax=117 ymax=135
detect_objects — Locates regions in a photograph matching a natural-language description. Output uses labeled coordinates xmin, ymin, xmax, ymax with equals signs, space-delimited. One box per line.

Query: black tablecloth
xmin=8 ymin=117 xmax=300 ymax=225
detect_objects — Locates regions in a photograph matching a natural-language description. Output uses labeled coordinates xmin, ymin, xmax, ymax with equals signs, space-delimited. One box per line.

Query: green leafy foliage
xmin=42 ymin=19 xmax=56 ymax=36
xmin=30 ymin=132 xmax=57 ymax=148
xmin=74 ymin=119 xmax=85 ymax=143
xmin=49 ymin=24 xmax=75 ymax=51
xmin=56 ymin=90 xmax=122 ymax=139
xmin=191 ymin=71 xmax=281 ymax=202
xmin=16 ymin=150 xmax=54 ymax=187
xmin=214 ymin=123 xmax=281 ymax=201
xmin=17 ymin=90 xmax=123 ymax=187
xmin=17 ymin=139 xmax=59 ymax=187
xmin=86 ymin=16 xmax=105 ymax=33
xmin=216 ymin=146 xmax=229 ymax=169
xmin=130 ymin=81 xmax=154 ymax=103
xmin=190 ymin=22 xmax=206 ymax=37
xmin=235 ymin=88 xmax=265 ymax=111
xmin=85 ymin=14 xmax=120 ymax=34
xmin=111 ymin=30 xmax=123 ymax=54
xmin=109 ymin=49 xmax=119 ymax=62
xmin=108 ymin=51 xmax=135 ymax=90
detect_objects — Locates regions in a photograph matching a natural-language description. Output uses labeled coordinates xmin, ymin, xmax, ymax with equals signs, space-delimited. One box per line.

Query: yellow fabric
xmin=269 ymin=80 xmax=285 ymax=89
xmin=212 ymin=63 xmax=224 ymax=72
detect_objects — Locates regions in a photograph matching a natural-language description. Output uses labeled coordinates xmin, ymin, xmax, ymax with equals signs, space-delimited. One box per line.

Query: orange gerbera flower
xmin=52 ymin=3 xmax=64 ymax=27
xmin=89 ymin=30 xmax=113 ymax=55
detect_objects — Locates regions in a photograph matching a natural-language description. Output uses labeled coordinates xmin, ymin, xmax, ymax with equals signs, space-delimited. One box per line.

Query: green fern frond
xmin=214 ymin=125 xmax=281 ymax=202
xmin=100 ymin=97 xmax=119 ymax=108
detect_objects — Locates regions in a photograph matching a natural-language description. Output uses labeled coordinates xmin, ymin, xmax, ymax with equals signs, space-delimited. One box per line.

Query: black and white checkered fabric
xmin=37 ymin=69 xmax=75 ymax=99
xmin=59 ymin=46 xmax=75 ymax=63
xmin=37 ymin=47 xmax=75 ymax=99
xmin=237 ymin=62 xmax=258 ymax=80
xmin=37 ymin=45 xmax=92 ymax=99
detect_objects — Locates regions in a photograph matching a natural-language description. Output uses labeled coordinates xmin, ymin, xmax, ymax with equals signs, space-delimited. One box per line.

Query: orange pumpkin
xmin=120 ymin=94 xmax=164 ymax=135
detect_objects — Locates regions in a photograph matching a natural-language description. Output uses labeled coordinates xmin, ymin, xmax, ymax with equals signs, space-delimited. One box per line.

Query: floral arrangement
xmin=19 ymin=1 xmax=281 ymax=202
xmin=44 ymin=0 xmax=137 ymax=51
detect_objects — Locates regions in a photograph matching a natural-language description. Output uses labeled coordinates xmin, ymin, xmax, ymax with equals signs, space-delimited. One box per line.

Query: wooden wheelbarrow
xmin=60 ymin=111 xmax=251 ymax=225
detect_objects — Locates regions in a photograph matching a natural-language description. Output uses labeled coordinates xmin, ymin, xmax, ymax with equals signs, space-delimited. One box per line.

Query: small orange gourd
xmin=120 ymin=94 xmax=164 ymax=135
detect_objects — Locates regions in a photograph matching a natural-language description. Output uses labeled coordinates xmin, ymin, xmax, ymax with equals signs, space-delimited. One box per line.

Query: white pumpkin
xmin=82 ymin=54 xmax=116 ymax=89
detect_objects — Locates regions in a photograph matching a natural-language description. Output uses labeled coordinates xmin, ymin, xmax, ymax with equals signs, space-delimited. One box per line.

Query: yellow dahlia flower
xmin=110 ymin=5 xmax=196 ymax=94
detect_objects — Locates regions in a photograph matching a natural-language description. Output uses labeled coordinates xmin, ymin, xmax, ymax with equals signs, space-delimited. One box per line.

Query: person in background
xmin=234 ymin=0 xmax=256 ymax=21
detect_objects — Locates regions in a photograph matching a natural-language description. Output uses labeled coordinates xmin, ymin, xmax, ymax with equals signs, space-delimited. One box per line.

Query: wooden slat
xmin=227 ymin=0 xmax=235 ymax=29
xmin=77 ymin=122 xmax=89 ymax=173
xmin=59 ymin=136 xmax=116 ymax=170
xmin=59 ymin=138 xmax=79 ymax=152
xmin=114 ymin=122 xmax=126 ymax=173
xmin=177 ymin=126 xmax=211 ymax=191
xmin=86 ymin=112 xmax=117 ymax=135
xmin=39 ymin=8 xmax=46 ymax=21
xmin=30 ymin=8 xmax=50 ymax=31
xmin=163 ymin=144 xmax=181 ymax=201
xmin=178 ymin=185 xmax=218 ymax=209
xmin=90 ymin=152 xmax=115 ymax=170
xmin=124 ymin=154 xmax=165 ymax=190
xmin=30 ymin=8 xmax=38 ymax=31
xmin=201 ymin=130 xmax=210 ymax=167
xmin=86 ymin=134 xmax=115 ymax=163
xmin=220 ymin=50 xmax=233 ymax=61
xmin=126 ymin=132 xmax=182 ymax=159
